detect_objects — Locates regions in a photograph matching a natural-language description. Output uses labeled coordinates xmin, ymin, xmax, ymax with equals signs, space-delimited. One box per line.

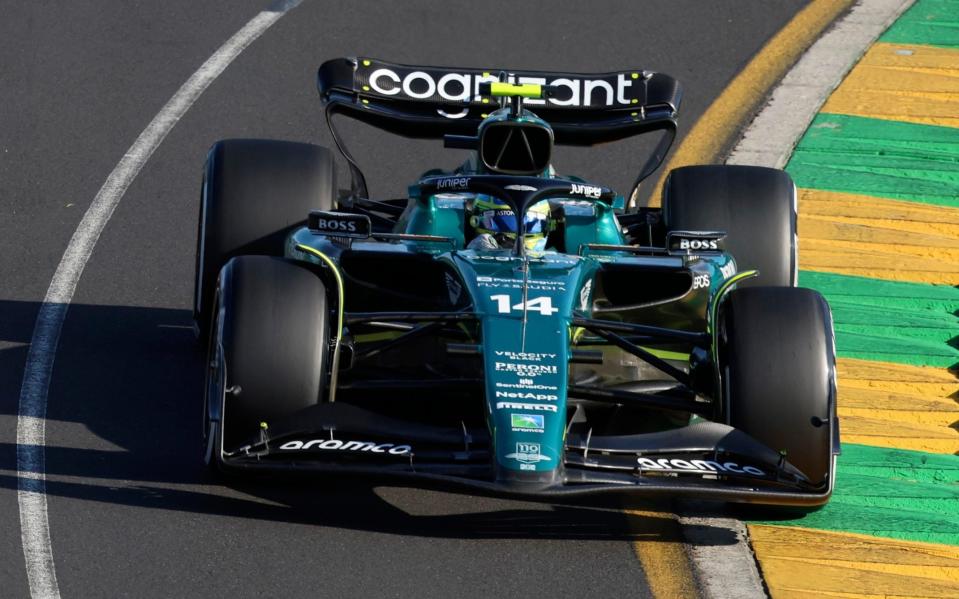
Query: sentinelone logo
xmin=363 ymin=68 xmax=640 ymax=108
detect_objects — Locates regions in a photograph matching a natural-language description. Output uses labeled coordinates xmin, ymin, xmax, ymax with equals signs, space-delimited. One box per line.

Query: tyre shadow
xmin=0 ymin=299 xmax=737 ymax=544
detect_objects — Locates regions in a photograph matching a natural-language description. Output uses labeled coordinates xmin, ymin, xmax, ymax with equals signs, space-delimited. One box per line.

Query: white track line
xmin=681 ymin=2 xmax=915 ymax=598
xmin=16 ymin=2 xmax=302 ymax=597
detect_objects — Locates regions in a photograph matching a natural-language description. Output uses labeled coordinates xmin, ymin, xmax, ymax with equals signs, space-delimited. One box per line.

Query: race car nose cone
xmin=495 ymin=462 xmax=562 ymax=491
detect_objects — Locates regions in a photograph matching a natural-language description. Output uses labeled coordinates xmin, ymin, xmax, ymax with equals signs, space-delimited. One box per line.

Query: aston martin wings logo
xmin=505 ymin=442 xmax=552 ymax=464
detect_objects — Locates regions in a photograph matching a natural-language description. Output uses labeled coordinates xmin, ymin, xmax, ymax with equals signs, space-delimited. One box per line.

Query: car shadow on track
xmin=0 ymin=300 xmax=738 ymax=544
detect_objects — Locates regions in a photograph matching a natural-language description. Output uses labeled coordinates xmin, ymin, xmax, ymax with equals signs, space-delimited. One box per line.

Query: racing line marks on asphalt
xmin=14 ymin=2 xmax=302 ymax=597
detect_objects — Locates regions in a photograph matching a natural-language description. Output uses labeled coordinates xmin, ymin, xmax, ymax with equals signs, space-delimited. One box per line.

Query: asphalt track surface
xmin=0 ymin=1 xmax=807 ymax=597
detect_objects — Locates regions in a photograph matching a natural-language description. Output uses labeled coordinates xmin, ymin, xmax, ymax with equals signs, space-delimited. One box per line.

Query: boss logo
xmin=314 ymin=219 xmax=357 ymax=232
xmin=308 ymin=211 xmax=371 ymax=239
xmin=679 ymin=238 xmax=718 ymax=250
xmin=667 ymin=232 xmax=725 ymax=255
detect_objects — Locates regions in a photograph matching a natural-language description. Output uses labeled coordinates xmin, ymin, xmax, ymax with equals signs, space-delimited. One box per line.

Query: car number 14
xmin=489 ymin=294 xmax=559 ymax=316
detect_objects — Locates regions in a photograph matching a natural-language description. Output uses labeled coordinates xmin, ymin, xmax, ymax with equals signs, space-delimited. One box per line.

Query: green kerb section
xmin=748 ymin=444 xmax=959 ymax=546
xmin=786 ymin=113 xmax=959 ymax=208
xmin=799 ymin=271 xmax=959 ymax=368
xmin=753 ymin=0 xmax=959 ymax=556
xmin=880 ymin=0 xmax=959 ymax=49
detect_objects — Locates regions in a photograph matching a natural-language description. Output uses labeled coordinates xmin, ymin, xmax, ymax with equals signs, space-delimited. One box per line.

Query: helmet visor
xmin=478 ymin=209 xmax=546 ymax=235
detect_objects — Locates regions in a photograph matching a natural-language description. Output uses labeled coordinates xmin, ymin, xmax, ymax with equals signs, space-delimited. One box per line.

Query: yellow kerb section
xmin=748 ymin=525 xmax=959 ymax=598
xmin=836 ymin=358 xmax=959 ymax=454
xmin=624 ymin=508 xmax=700 ymax=599
xmin=822 ymin=43 xmax=959 ymax=129
xmin=798 ymin=188 xmax=959 ymax=284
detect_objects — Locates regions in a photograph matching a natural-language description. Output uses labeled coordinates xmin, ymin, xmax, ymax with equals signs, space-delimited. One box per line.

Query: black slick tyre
xmin=719 ymin=286 xmax=835 ymax=488
xmin=193 ymin=139 xmax=336 ymax=338
xmin=663 ymin=165 xmax=797 ymax=287
xmin=208 ymin=255 xmax=330 ymax=456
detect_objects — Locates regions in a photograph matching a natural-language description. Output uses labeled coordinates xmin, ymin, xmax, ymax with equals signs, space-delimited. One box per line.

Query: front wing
xmin=219 ymin=403 xmax=835 ymax=506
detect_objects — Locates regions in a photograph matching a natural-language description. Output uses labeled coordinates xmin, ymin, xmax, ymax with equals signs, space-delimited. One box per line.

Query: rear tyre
xmin=663 ymin=165 xmax=797 ymax=287
xmin=208 ymin=255 xmax=330 ymax=456
xmin=194 ymin=139 xmax=336 ymax=338
xmin=720 ymin=286 xmax=835 ymax=488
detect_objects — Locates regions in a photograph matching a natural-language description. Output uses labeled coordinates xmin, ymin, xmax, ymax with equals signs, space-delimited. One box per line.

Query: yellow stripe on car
xmin=296 ymin=244 xmax=346 ymax=402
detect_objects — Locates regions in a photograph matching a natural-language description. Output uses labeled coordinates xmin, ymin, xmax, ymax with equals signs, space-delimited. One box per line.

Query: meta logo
xmin=570 ymin=183 xmax=602 ymax=199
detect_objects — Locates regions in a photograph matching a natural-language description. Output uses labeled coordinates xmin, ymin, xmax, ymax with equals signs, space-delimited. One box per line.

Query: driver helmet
xmin=469 ymin=195 xmax=550 ymax=250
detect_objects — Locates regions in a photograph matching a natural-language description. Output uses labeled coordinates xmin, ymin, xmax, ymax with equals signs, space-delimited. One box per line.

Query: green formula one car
xmin=195 ymin=58 xmax=838 ymax=506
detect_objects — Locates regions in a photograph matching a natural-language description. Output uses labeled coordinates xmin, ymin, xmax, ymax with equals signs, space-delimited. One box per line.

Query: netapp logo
xmin=279 ymin=439 xmax=411 ymax=455
xmin=679 ymin=238 xmax=719 ymax=250
xmin=636 ymin=457 xmax=765 ymax=477
xmin=495 ymin=391 xmax=558 ymax=401
xmin=495 ymin=402 xmax=558 ymax=412
xmin=365 ymin=68 xmax=637 ymax=109
xmin=570 ymin=183 xmax=602 ymax=199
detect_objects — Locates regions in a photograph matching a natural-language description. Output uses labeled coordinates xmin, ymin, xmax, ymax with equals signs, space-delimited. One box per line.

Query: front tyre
xmin=663 ymin=165 xmax=797 ymax=287
xmin=719 ymin=286 xmax=836 ymax=488
xmin=209 ymin=255 xmax=330 ymax=456
xmin=194 ymin=139 xmax=337 ymax=339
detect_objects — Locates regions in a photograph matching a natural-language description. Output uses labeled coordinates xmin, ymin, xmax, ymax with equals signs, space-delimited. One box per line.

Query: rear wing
xmin=318 ymin=57 xmax=682 ymax=146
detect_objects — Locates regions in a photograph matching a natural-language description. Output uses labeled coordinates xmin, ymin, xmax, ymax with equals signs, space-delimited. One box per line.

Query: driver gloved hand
xmin=467 ymin=233 xmax=500 ymax=251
